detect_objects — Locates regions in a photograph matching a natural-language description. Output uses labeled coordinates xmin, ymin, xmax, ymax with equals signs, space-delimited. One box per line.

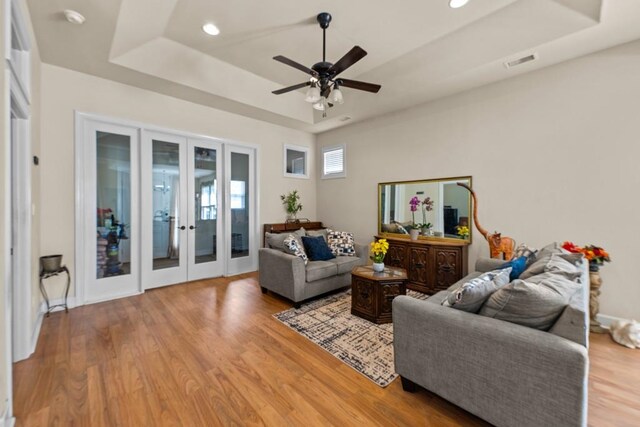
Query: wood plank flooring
xmin=13 ymin=273 xmax=640 ymax=426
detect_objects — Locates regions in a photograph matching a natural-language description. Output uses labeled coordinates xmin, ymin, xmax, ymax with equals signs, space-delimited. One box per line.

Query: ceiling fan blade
xmin=338 ymin=78 xmax=381 ymax=93
xmin=273 ymin=55 xmax=318 ymax=77
xmin=272 ymin=81 xmax=311 ymax=95
xmin=328 ymin=46 xmax=367 ymax=77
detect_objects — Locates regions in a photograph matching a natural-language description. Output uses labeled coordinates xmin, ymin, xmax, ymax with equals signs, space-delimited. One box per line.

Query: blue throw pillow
xmin=499 ymin=256 xmax=527 ymax=281
xmin=301 ymin=235 xmax=336 ymax=261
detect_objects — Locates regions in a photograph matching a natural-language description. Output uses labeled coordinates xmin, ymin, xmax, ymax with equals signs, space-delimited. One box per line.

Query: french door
xmin=82 ymin=121 xmax=140 ymax=302
xmin=78 ymin=114 xmax=257 ymax=302
xmin=142 ymin=132 xmax=224 ymax=289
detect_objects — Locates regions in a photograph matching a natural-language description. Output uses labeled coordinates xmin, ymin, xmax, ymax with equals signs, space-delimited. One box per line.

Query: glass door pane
xmin=230 ymin=152 xmax=249 ymax=259
xmin=152 ymin=140 xmax=180 ymax=270
xmin=193 ymin=147 xmax=218 ymax=264
xmin=96 ymin=131 xmax=131 ymax=279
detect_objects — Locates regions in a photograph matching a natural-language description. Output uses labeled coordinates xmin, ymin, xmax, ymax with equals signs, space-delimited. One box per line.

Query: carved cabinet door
xmin=352 ymin=277 xmax=374 ymax=316
xmin=408 ymin=247 xmax=429 ymax=287
xmin=434 ymin=248 xmax=461 ymax=292
xmin=386 ymin=243 xmax=407 ymax=269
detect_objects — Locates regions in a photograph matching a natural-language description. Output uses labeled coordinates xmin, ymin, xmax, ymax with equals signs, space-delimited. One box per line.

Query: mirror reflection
xmin=378 ymin=177 xmax=472 ymax=241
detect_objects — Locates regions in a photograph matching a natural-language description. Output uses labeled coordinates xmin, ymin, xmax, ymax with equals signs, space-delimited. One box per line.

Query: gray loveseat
xmin=259 ymin=229 xmax=368 ymax=308
xmin=393 ymin=256 xmax=589 ymax=427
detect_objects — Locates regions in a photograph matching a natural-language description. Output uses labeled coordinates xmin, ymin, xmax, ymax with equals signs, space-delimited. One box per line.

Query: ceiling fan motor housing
xmin=317 ymin=12 xmax=332 ymax=29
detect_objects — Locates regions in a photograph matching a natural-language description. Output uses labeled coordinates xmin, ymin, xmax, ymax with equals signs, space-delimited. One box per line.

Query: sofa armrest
xmin=475 ymin=257 xmax=507 ymax=272
xmin=393 ymin=297 xmax=588 ymax=427
xmin=354 ymin=242 xmax=369 ymax=265
xmin=258 ymin=248 xmax=306 ymax=302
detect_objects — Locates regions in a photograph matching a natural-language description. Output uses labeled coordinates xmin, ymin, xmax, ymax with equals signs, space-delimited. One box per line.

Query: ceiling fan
xmin=272 ymin=12 xmax=381 ymax=116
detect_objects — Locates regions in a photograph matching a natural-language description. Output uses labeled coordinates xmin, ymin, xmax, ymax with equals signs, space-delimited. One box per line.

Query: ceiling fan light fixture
xmin=312 ymin=98 xmax=326 ymax=111
xmin=202 ymin=23 xmax=220 ymax=36
xmin=449 ymin=0 xmax=470 ymax=8
xmin=304 ymin=85 xmax=321 ymax=103
xmin=329 ymin=87 xmax=344 ymax=105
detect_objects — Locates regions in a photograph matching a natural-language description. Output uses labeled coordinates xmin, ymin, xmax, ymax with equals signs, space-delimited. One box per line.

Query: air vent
xmin=339 ymin=116 xmax=352 ymax=122
xmin=504 ymin=53 xmax=538 ymax=69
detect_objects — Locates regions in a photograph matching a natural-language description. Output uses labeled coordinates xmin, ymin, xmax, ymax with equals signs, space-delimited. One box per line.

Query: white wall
xmin=317 ymin=39 xmax=640 ymax=321
xmin=39 ymin=63 xmax=316 ymax=299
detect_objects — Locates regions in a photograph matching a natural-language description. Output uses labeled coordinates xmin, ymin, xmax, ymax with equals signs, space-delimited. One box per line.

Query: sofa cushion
xmin=305 ymin=260 xmax=338 ymax=282
xmin=283 ymin=234 xmax=308 ymax=265
xmin=479 ymin=272 xmax=582 ymax=331
xmin=442 ymin=268 xmax=512 ymax=313
xmin=301 ymin=235 xmax=336 ymax=261
xmin=328 ymin=256 xmax=361 ymax=275
xmin=512 ymin=243 xmax=538 ymax=266
xmin=497 ymin=256 xmax=528 ymax=281
xmin=265 ymin=228 xmax=305 ymax=251
xmin=306 ymin=228 xmax=328 ymax=242
xmin=520 ymin=253 xmax=582 ymax=281
xmin=327 ymin=229 xmax=356 ymax=256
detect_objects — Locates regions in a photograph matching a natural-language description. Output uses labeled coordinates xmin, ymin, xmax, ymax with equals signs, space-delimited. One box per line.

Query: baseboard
xmin=597 ymin=313 xmax=628 ymax=329
xmin=0 ymin=414 xmax=16 ymax=427
xmin=29 ymin=305 xmax=45 ymax=355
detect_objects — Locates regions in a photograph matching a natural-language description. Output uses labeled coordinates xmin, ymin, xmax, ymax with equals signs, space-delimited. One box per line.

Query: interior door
xmin=84 ymin=121 xmax=140 ymax=302
xmin=225 ymin=145 xmax=256 ymax=275
xmin=142 ymin=131 xmax=188 ymax=289
xmin=187 ymin=138 xmax=224 ymax=280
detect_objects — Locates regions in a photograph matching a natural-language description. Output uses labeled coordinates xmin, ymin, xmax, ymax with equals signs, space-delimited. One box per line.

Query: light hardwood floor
xmin=13 ymin=273 xmax=639 ymax=426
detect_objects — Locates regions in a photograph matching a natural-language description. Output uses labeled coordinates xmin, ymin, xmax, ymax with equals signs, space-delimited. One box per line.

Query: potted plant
xmin=280 ymin=190 xmax=303 ymax=221
xmin=370 ymin=238 xmax=389 ymax=272
xmin=420 ymin=197 xmax=434 ymax=235
xmin=456 ymin=225 xmax=470 ymax=240
xmin=409 ymin=196 xmax=421 ymax=240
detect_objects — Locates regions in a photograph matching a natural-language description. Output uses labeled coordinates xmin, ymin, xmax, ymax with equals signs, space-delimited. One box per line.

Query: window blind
xmin=323 ymin=147 xmax=344 ymax=175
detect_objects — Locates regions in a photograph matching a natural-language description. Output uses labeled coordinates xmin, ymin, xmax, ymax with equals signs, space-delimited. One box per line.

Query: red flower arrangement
xmin=562 ymin=241 xmax=611 ymax=266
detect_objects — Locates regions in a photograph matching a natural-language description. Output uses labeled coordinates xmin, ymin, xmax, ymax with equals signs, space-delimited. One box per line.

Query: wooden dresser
xmin=376 ymin=236 xmax=469 ymax=294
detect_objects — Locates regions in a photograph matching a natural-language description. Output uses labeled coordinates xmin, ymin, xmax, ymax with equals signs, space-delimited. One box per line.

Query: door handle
xmin=189 ymin=225 xmax=196 ymax=230
xmin=179 ymin=226 xmax=186 ymax=230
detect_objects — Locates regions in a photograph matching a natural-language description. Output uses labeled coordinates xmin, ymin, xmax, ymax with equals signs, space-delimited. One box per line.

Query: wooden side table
xmin=351 ymin=265 xmax=408 ymax=324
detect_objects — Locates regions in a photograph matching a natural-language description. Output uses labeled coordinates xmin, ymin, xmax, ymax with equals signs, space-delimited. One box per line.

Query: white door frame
xmin=76 ymin=117 xmax=141 ymax=304
xmin=225 ymin=145 xmax=258 ymax=275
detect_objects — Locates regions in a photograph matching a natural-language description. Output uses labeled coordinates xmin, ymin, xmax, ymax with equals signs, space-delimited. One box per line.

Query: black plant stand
xmin=39 ymin=266 xmax=71 ymax=316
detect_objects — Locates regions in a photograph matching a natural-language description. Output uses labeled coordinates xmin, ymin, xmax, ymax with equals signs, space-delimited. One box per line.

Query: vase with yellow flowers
xmin=370 ymin=238 xmax=389 ymax=272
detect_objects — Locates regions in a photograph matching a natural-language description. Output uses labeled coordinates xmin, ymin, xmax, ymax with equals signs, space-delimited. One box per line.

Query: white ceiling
xmin=25 ymin=0 xmax=640 ymax=133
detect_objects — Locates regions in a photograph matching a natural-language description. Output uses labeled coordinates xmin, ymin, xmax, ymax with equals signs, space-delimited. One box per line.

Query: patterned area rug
xmin=273 ymin=289 xmax=429 ymax=387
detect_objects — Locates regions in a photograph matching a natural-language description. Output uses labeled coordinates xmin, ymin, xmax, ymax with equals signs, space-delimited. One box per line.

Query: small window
xmin=230 ymin=180 xmax=246 ymax=209
xmin=284 ymin=144 xmax=309 ymax=179
xmin=322 ymin=144 xmax=346 ymax=179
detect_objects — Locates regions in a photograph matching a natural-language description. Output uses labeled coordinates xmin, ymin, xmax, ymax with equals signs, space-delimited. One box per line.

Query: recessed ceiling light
xmin=202 ymin=23 xmax=220 ymax=36
xmin=449 ymin=0 xmax=470 ymax=8
xmin=63 ymin=9 xmax=85 ymax=25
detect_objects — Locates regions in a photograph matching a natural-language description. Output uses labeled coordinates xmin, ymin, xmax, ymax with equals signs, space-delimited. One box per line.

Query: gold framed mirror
xmin=378 ymin=176 xmax=472 ymax=243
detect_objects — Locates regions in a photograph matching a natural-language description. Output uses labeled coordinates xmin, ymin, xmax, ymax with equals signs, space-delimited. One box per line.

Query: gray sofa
xmin=259 ymin=231 xmax=368 ymax=308
xmin=393 ymin=257 xmax=589 ymax=427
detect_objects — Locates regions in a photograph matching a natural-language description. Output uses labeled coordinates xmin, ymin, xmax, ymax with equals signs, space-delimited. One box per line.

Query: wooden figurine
xmin=457 ymin=183 xmax=515 ymax=260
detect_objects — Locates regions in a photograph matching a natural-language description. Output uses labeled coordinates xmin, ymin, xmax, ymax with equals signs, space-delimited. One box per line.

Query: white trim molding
xmin=596 ymin=313 xmax=628 ymax=329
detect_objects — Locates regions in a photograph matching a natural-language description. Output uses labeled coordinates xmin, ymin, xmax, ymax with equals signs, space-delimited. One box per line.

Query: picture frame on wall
xmin=283 ymin=144 xmax=309 ymax=179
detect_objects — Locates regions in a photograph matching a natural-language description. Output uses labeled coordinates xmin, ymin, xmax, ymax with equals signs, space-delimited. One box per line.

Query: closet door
xmin=83 ymin=121 xmax=140 ymax=302
xmin=225 ymin=145 xmax=257 ymax=275
xmin=141 ymin=131 xmax=188 ymax=289
xmin=187 ymin=138 xmax=224 ymax=280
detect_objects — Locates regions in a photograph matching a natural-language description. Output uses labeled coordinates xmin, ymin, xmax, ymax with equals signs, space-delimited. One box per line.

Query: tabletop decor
xmin=370 ymin=238 xmax=389 ymax=272
xmin=562 ymin=241 xmax=611 ymax=333
xmin=420 ymin=197 xmax=434 ymax=235
xmin=409 ymin=196 xmax=421 ymax=240
xmin=456 ymin=225 xmax=470 ymax=240
xmin=280 ymin=190 xmax=303 ymax=221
